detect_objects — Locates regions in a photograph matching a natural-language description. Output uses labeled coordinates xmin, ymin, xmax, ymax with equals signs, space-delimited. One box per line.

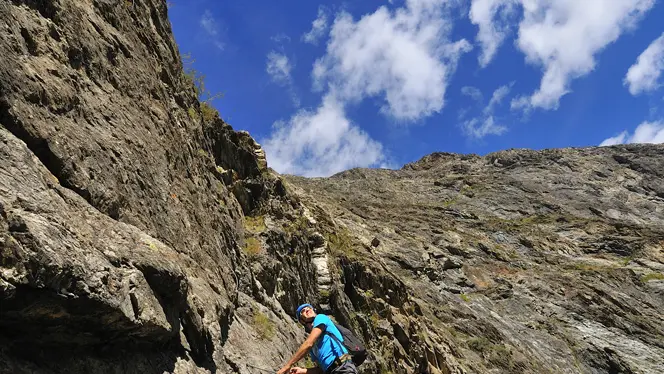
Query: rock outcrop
xmin=0 ymin=0 xmax=310 ymax=372
xmin=287 ymin=145 xmax=664 ymax=373
xmin=1 ymin=1 xmax=663 ymax=374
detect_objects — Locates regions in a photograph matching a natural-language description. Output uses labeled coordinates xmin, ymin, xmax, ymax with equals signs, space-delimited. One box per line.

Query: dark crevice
xmin=1 ymin=284 xmax=173 ymax=348
xmin=20 ymin=27 xmax=38 ymax=55
xmin=11 ymin=0 xmax=58 ymax=20
xmin=225 ymin=357 xmax=241 ymax=373
xmin=0 ymin=99 xmax=64 ymax=178
xmin=218 ymin=308 xmax=231 ymax=346
xmin=129 ymin=292 xmax=141 ymax=320
xmin=0 ymin=99 xmax=94 ymax=209
xmin=3 ymin=335 xmax=182 ymax=374
xmin=180 ymin=312 xmax=217 ymax=372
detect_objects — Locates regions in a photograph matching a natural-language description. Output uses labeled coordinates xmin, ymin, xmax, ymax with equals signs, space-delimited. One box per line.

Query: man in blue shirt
xmin=277 ymin=303 xmax=358 ymax=374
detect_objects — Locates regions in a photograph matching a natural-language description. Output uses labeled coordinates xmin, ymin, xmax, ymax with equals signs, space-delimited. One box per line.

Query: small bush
xmin=370 ymin=313 xmax=380 ymax=328
xmin=187 ymin=107 xmax=199 ymax=122
xmin=297 ymin=356 xmax=315 ymax=369
xmin=326 ymin=228 xmax=356 ymax=256
xmin=641 ymin=273 xmax=664 ymax=282
xmin=243 ymin=237 xmax=261 ymax=257
xmin=181 ymin=53 xmax=223 ymax=122
xmin=253 ymin=311 xmax=275 ymax=340
xmin=201 ymin=102 xmax=218 ymax=122
xmin=283 ymin=215 xmax=309 ymax=235
xmin=468 ymin=337 xmax=491 ymax=352
xmin=244 ymin=215 xmax=266 ymax=233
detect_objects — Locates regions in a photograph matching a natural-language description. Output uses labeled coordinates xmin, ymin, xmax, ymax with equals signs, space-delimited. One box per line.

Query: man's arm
xmin=277 ymin=327 xmax=324 ymax=373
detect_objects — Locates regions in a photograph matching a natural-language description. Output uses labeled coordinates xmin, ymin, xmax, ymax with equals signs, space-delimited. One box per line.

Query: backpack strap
xmin=324 ymin=330 xmax=348 ymax=358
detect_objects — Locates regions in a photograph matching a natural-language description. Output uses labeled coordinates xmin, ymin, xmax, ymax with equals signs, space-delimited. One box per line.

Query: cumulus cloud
xmin=510 ymin=0 xmax=655 ymax=110
xmin=266 ymin=52 xmax=300 ymax=107
xmin=600 ymin=121 xmax=664 ymax=146
xmin=302 ymin=7 xmax=329 ymax=45
xmin=262 ymin=95 xmax=384 ymax=176
xmin=200 ymin=10 xmax=225 ymax=51
xmin=462 ymin=84 xmax=511 ymax=138
xmin=313 ymin=0 xmax=472 ymax=121
xmin=624 ymin=32 xmax=664 ymax=95
xmin=470 ymin=0 xmax=655 ymax=110
xmin=264 ymin=0 xmax=471 ymax=176
xmin=469 ymin=0 xmax=519 ymax=67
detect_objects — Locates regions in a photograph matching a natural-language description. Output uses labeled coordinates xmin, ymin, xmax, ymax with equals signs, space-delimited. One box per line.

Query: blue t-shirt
xmin=309 ymin=314 xmax=348 ymax=371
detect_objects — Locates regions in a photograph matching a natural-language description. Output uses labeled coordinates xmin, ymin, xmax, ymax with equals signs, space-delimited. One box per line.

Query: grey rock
xmin=287 ymin=144 xmax=664 ymax=373
xmin=2 ymin=1 xmax=664 ymax=374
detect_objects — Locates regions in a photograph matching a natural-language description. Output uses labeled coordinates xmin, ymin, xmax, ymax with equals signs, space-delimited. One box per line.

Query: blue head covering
xmin=296 ymin=303 xmax=314 ymax=320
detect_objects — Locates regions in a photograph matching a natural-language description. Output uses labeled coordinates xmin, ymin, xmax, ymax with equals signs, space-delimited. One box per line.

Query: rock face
xmin=0 ymin=1 xmax=311 ymax=372
xmin=287 ymin=146 xmax=664 ymax=373
xmin=1 ymin=1 xmax=663 ymax=374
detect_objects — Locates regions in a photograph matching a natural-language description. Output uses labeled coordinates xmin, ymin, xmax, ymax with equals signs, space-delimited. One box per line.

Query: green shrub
xmin=201 ymin=102 xmax=218 ymax=122
xmin=181 ymin=53 xmax=224 ymax=122
xmin=468 ymin=337 xmax=491 ymax=352
xmin=253 ymin=311 xmax=275 ymax=340
xmin=326 ymin=228 xmax=356 ymax=256
xmin=187 ymin=107 xmax=199 ymax=122
xmin=244 ymin=215 xmax=266 ymax=233
xmin=283 ymin=215 xmax=309 ymax=235
xmin=243 ymin=237 xmax=261 ymax=257
xmin=641 ymin=273 xmax=664 ymax=282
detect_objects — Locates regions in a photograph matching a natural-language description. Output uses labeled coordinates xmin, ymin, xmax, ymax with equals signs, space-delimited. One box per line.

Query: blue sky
xmin=168 ymin=0 xmax=664 ymax=176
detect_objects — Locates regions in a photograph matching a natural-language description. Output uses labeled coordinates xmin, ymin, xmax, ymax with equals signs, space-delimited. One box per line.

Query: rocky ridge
xmin=286 ymin=145 xmax=664 ymax=373
xmin=1 ymin=1 xmax=663 ymax=374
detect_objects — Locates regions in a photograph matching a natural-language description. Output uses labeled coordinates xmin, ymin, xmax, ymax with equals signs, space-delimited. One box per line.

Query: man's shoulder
xmin=313 ymin=313 xmax=333 ymax=326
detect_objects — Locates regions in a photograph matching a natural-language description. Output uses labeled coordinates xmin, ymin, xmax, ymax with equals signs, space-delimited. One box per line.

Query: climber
xmin=276 ymin=303 xmax=358 ymax=374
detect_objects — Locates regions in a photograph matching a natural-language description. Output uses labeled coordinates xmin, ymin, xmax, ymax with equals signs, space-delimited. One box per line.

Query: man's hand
xmin=276 ymin=367 xmax=290 ymax=374
xmin=289 ymin=368 xmax=307 ymax=374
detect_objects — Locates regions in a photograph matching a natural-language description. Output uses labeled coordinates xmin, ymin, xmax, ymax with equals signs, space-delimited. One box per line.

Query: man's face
xmin=299 ymin=306 xmax=315 ymax=329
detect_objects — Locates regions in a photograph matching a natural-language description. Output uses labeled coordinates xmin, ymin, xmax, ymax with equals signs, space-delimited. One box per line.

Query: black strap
xmin=324 ymin=331 xmax=348 ymax=358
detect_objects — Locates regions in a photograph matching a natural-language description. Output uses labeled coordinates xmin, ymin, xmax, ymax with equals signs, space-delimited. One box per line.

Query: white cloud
xmin=313 ymin=0 xmax=472 ymax=121
xmin=462 ymin=84 xmax=511 ymax=138
xmin=462 ymin=86 xmax=483 ymax=102
xmin=302 ymin=7 xmax=329 ymax=45
xmin=600 ymin=121 xmax=664 ymax=146
xmin=470 ymin=0 xmax=656 ymax=110
xmin=469 ymin=0 xmax=518 ymax=67
xmin=485 ymin=82 xmax=512 ymax=113
xmin=266 ymin=52 xmax=292 ymax=84
xmin=264 ymin=0 xmax=471 ymax=176
xmin=624 ymin=33 xmax=664 ymax=95
xmin=463 ymin=116 xmax=507 ymax=138
xmin=599 ymin=131 xmax=628 ymax=146
xmin=266 ymin=52 xmax=300 ymax=107
xmin=262 ymin=94 xmax=384 ymax=177
xmin=200 ymin=10 xmax=225 ymax=51
xmin=271 ymin=34 xmax=291 ymax=43
xmin=509 ymin=0 xmax=655 ymax=110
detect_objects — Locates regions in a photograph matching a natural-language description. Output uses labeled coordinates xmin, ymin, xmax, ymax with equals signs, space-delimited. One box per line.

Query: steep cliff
xmin=1 ymin=1 xmax=663 ymax=374
xmin=0 ymin=0 xmax=314 ymax=372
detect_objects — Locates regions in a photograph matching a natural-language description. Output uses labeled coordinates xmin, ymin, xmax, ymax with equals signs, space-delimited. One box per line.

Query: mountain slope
xmin=285 ymin=145 xmax=664 ymax=373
